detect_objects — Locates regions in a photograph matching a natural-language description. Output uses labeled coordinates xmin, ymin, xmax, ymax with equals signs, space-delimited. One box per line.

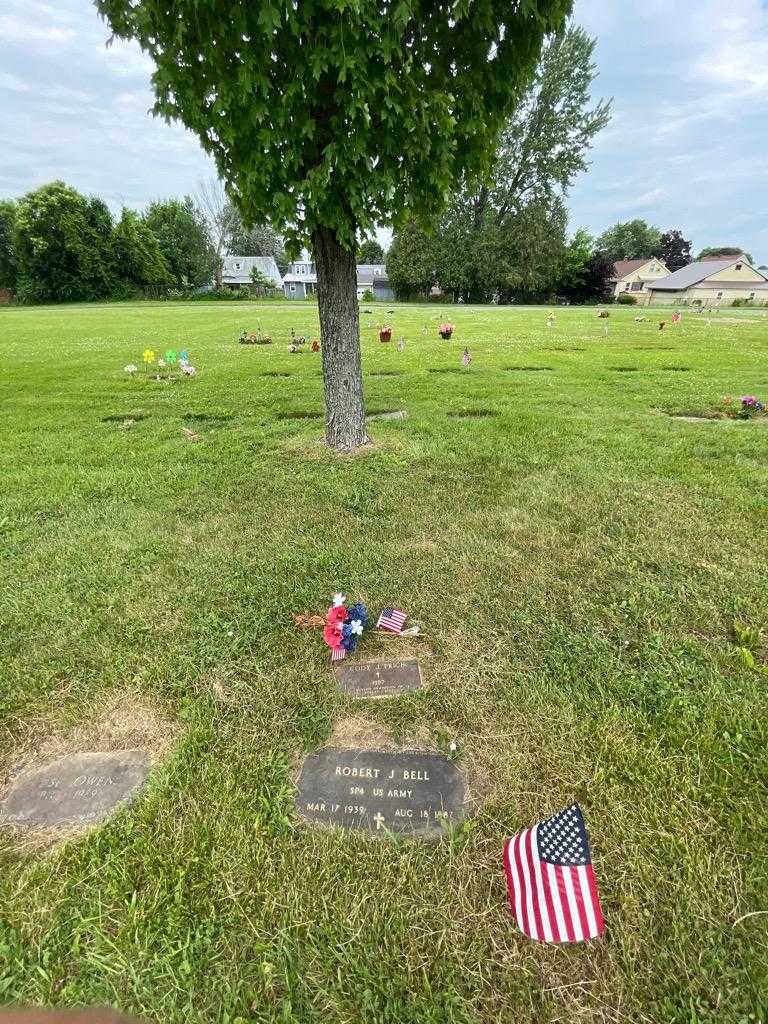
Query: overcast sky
xmin=1 ymin=0 xmax=766 ymax=262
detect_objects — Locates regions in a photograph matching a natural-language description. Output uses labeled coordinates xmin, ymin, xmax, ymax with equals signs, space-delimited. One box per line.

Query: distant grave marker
xmin=366 ymin=409 xmax=407 ymax=422
xmin=0 ymin=750 xmax=150 ymax=830
xmin=336 ymin=658 xmax=423 ymax=697
xmin=297 ymin=748 xmax=465 ymax=836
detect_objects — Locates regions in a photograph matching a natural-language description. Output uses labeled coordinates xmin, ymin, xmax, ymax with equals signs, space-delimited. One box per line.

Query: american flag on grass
xmin=377 ymin=607 xmax=407 ymax=634
xmin=504 ymin=804 xmax=604 ymax=944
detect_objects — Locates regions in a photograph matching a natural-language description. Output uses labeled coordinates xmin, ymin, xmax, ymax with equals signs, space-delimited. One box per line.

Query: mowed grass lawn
xmin=1 ymin=300 xmax=767 ymax=1024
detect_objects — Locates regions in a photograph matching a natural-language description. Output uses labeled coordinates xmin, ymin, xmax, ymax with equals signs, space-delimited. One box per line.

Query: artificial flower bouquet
xmin=295 ymin=594 xmax=414 ymax=663
xmin=125 ymin=349 xmax=196 ymax=381
xmin=323 ymin=593 xmax=368 ymax=661
xmin=438 ymin=322 xmax=454 ymax=339
xmin=379 ymin=325 xmax=393 ymax=342
xmin=722 ymin=394 xmax=766 ymax=419
xmin=239 ymin=329 xmax=272 ymax=345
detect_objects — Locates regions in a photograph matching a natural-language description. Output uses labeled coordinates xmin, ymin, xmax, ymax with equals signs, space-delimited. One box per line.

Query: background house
xmin=282 ymin=261 xmax=393 ymax=300
xmin=608 ymin=258 xmax=670 ymax=299
xmin=646 ymin=256 xmax=768 ymax=307
xmin=281 ymin=260 xmax=316 ymax=299
xmin=355 ymin=264 xmax=393 ymax=301
xmin=222 ymin=255 xmax=282 ymax=291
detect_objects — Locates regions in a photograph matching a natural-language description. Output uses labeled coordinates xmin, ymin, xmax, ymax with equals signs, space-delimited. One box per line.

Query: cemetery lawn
xmin=1 ymin=300 xmax=767 ymax=1024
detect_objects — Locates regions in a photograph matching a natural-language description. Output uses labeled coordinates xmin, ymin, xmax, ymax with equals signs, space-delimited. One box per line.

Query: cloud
xmin=0 ymin=0 xmax=765 ymax=261
xmin=0 ymin=72 xmax=31 ymax=93
xmin=0 ymin=14 xmax=75 ymax=44
xmin=568 ymin=0 xmax=768 ymax=260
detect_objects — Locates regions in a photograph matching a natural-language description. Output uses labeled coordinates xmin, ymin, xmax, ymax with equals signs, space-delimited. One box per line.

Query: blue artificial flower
xmin=346 ymin=601 xmax=367 ymax=625
xmin=341 ymin=622 xmax=353 ymax=640
xmin=341 ymin=633 xmax=358 ymax=652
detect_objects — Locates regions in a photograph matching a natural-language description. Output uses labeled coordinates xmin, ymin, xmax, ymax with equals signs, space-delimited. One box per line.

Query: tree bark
xmin=312 ymin=226 xmax=368 ymax=451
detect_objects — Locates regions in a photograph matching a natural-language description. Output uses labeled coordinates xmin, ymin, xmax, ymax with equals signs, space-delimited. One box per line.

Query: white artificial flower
xmin=332 ymin=592 xmax=346 ymax=607
xmin=449 ymin=741 xmax=457 ymax=753
xmin=124 ymin=364 xmax=138 ymax=373
xmin=350 ymin=619 xmax=363 ymax=636
xmin=158 ymin=359 xmax=167 ymax=368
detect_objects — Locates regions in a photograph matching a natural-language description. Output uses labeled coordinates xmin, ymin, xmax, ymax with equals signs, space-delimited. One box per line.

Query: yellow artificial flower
xmin=142 ymin=349 xmax=155 ymax=363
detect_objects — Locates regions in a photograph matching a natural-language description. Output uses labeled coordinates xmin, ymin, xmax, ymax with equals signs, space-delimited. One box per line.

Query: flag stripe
xmin=545 ymin=862 xmax=568 ymax=943
xmin=585 ymin=863 xmax=604 ymax=936
xmin=513 ymin=831 xmax=531 ymax=938
xmin=504 ymin=839 xmax=524 ymax=933
xmin=572 ymin=865 xmax=591 ymax=940
xmin=520 ymin=829 xmax=537 ymax=940
xmin=554 ymin=865 xmax=576 ymax=942
xmin=561 ymin=865 xmax=584 ymax=942
xmin=577 ymin=865 xmax=597 ymax=938
xmin=538 ymin=855 xmax=558 ymax=943
xmin=526 ymin=827 xmax=548 ymax=943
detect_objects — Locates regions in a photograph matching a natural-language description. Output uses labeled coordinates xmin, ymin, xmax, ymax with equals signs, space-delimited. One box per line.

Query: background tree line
xmin=384 ymin=26 xmax=756 ymax=304
xmin=0 ymin=180 xmax=287 ymax=304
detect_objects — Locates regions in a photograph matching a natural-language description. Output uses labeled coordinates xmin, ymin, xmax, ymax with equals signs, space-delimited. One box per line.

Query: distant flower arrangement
xmin=239 ymin=328 xmax=272 ymax=345
xmin=438 ymin=322 xmax=454 ymax=339
xmin=380 ymin=325 xmax=393 ymax=342
xmin=722 ymin=394 xmax=766 ymax=419
xmin=126 ymin=348 xmax=195 ymax=381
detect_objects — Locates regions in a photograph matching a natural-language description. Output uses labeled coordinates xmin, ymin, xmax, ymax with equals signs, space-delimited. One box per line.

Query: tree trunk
xmin=312 ymin=226 xmax=368 ymax=451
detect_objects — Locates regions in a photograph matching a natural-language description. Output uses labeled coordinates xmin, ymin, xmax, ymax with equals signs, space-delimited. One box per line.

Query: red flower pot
xmin=379 ymin=328 xmax=392 ymax=342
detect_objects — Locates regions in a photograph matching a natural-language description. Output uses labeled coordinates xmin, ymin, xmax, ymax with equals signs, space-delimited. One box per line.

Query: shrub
xmin=616 ymin=292 xmax=637 ymax=305
xmin=360 ymin=288 xmax=374 ymax=302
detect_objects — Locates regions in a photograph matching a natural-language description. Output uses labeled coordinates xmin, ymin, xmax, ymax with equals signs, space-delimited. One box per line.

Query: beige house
xmin=646 ymin=256 xmax=768 ymax=307
xmin=609 ymin=257 xmax=670 ymax=299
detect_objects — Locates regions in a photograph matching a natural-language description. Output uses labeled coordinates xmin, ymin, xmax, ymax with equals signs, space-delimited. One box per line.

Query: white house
xmin=608 ymin=258 xmax=670 ymax=299
xmin=646 ymin=256 xmax=768 ymax=307
xmin=221 ymin=255 xmax=282 ymax=290
xmin=282 ymin=261 xmax=394 ymax=300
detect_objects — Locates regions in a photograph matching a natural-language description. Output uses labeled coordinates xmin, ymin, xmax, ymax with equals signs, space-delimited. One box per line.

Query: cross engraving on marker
xmin=373 ymin=812 xmax=385 ymax=830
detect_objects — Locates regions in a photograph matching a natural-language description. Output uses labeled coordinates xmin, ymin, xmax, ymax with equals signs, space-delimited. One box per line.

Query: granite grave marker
xmin=297 ymin=747 xmax=465 ymax=836
xmin=335 ymin=658 xmax=423 ymax=698
xmin=0 ymin=750 xmax=150 ymax=829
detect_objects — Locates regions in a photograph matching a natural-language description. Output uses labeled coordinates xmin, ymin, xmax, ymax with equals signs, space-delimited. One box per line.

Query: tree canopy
xmin=226 ymin=214 xmax=288 ymax=275
xmin=358 ymin=238 xmax=385 ymax=264
xmin=97 ymin=0 xmax=572 ymax=253
xmin=0 ymin=201 xmax=17 ymax=292
xmin=13 ymin=182 xmax=115 ymax=303
xmin=111 ymin=208 xmax=172 ymax=292
xmin=386 ymin=23 xmax=607 ymax=303
xmin=697 ymin=246 xmax=754 ymax=265
xmin=596 ymin=219 xmax=661 ymax=262
xmin=143 ymin=197 xmax=213 ymax=288
xmin=656 ymin=229 xmax=691 ymax=272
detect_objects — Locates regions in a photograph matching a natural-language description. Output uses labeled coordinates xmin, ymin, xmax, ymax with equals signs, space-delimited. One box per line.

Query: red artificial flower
xmin=326 ymin=605 xmax=347 ymax=625
xmin=323 ymin=624 xmax=344 ymax=649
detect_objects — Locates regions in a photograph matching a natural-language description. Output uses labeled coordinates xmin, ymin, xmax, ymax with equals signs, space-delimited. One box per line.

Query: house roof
xmin=691 ymin=279 xmax=768 ymax=290
xmin=648 ymin=259 xmax=767 ymax=291
xmin=222 ymin=255 xmax=282 ymax=285
xmin=612 ymin=259 xmax=651 ymax=280
xmin=283 ymin=273 xmax=316 ymax=284
xmin=356 ymin=263 xmax=389 ymax=285
xmin=282 ymin=265 xmax=389 ymax=287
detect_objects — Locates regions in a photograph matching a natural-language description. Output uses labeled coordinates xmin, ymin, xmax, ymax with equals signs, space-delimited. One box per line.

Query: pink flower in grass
xmin=326 ymin=605 xmax=347 ymax=626
xmin=323 ymin=624 xmax=344 ymax=649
